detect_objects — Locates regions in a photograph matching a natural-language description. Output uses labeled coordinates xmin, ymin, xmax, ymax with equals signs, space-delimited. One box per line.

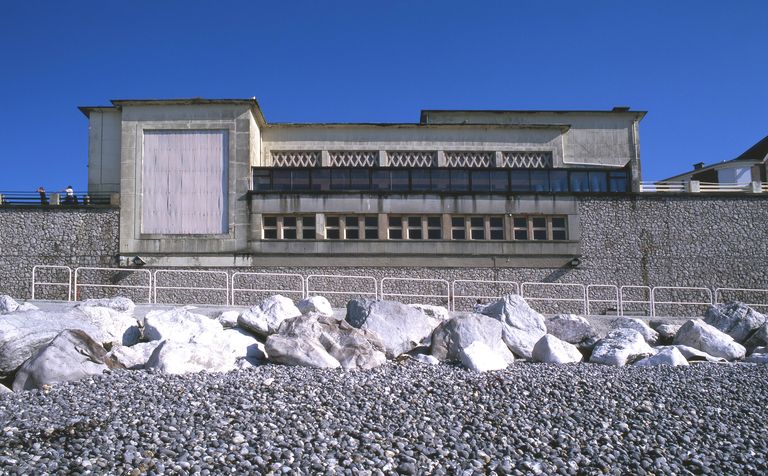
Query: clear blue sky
xmin=1 ymin=1 xmax=766 ymax=191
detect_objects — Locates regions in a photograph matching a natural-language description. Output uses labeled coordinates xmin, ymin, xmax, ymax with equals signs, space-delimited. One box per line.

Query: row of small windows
xmin=253 ymin=167 xmax=629 ymax=194
xmin=261 ymin=215 xmax=567 ymax=241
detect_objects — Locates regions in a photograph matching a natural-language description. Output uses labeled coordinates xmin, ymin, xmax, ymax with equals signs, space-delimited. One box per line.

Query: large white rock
xmin=79 ymin=296 xmax=136 ymax=314
xmin=145 ymin=340 xmax=237 ymax=374
xmin=219 ymin=328 xmax=267 ymax=361
xmin=704 ymin=302 xmax=766 ymax=343
xmin=143 ymin=308 xmax=224 ymax=343
xmin=346 ymin=299 xmax=441 ymax=359
xmin=480 ymin=294 xmax=547 ymax=359
xmin=744 ymin=324 xmax=768 ymax=351
xmin=610 ymin=317 xmax=658 ymax=345
xmin=590 ymin=328 xmax=654 ymax=366
xmin=673 ymin=320 xmax=746 ymax=361
xmin=13 ymin=329 xmax=122 ymax=391
xmin=532 ymin=334 xmax=583 ymax=364
xmin=0 ymin=311 xmax=105 ymax=379
xmin=545 ymin=314 xmax=599 ymax=349
xmin=217 ymin=310 xmax=240 ymax=329
xmin=430 ymin=312 xmax=515 ymax=366
xmin=265 ymin=334 xmax=341 ymax=368
xmin=77 ymin=300 xmax=141 ymax=346
xmin=459 ymin=341 xmax=509 ymax=372
xmin=107 ymin=342 xmax=163 ymax=370
xmin=0 ymin=295 xmax=20 ymax=314
xmin=635 ymin=347 xmax=689 ymax=367
xmin=654 ymin=324 xmax=682 ymax=344
xmin=238 ymin=295 xmax=301 ymax=337
xmin=408 ymin=304 xmax=451 ymax=323
xmin=411 ymin=353 xmax=440 ymax=365
xmin=297 ymin=296 xmax=334 ymax=317
xmin=744 ymin=353 xmax=768 ymax=364
xmin=655 ymin=345 xmax=726 ymax=363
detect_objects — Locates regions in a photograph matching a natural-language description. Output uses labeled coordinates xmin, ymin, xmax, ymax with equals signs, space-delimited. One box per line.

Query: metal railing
xmin=521 ymin=282 xmax=587 ymax=315
xmin=31 ymin=265 xmax=72 ymax=301
xmin=640 ymin=181 xmax=767 ymax=194
xmin=619 ymin=285 xmax=653 ymax=317
xmin=153 ymin=269 xmax=230 ymax=305
xmin=73 ymin=267 xmax=153 ymax=303
xmin=0 ymin=191 xmax=117 ymax=206
xmin=305 ymin=274 xmax=378 ymax=305
xmin=651 ymin=286 xmax=713 ymax=318
xmin=451 ymin=279 xmax=519 ymax=312
xmin=380 ymin=277 xmax=450 ymax=306
xmin=586 ymin=284 xmax=619 ymax=316
xmin=639 ymin=181 xmax=685 ymax=192
xmin=715 ymin=287 xmax=768 ymax=310
xmin=231 ymin=272 xmax=305 ymax=305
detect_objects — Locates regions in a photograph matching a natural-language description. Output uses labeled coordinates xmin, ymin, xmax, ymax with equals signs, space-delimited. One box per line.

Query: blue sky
xmin=1 ymin=1 xmax=766 ymax=191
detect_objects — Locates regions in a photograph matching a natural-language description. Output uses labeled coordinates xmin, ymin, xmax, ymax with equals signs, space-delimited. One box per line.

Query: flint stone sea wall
xmin=0 ymin=195 xmax=766 ymax=310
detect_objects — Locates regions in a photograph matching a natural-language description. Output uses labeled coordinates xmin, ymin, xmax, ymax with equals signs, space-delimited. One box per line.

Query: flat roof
xmin=420 ymin=108 xmax=647 ymax=123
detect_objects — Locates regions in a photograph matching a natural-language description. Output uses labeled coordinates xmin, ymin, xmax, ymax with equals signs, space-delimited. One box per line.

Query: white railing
xmin=698 ymin=182 xmax=753 ymax=192
xmin=231 ymin=272 xmax=305 ymax=305
xmin=380 ymin=277 xmax=450 ymax=306
xmin=31 ymin=265 xmax=72 ymax=301
xmin=641 ymin=180 xmax=767 ymax=193
xmin=153 ymin=269 xmax=230 ymax=305
xmin=451 ymin=279 xmax=519 ymax=312
xmin=586 ymin=284 xmax=619 ymax=316
xmin=651 ymin=286 xmax=713 ymax=318
xmin=521 ymin=282 xmax=587 ymax=315
xmin=305 ymin=274 xmax=378 ymax=300
xmin=73 ymin=267 xmax=153 ymax=303
xmin=619 ymin=285 xmax=653 ymax=317
xmin=715 ymin=287 xmax=768 ymax=310
xmin=640 ymin=181 xmax=685 ymax=192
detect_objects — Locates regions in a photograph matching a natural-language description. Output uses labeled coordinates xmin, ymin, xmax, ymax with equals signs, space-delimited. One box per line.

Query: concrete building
xmin=80 ymin=98 xmax=645 ymax=269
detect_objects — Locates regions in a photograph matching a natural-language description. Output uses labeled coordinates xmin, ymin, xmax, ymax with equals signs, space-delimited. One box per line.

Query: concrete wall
xmin=1 ymin=196 xmax=765 ymax=309
xmin=86 ymin=109 xmax=122 ymax=193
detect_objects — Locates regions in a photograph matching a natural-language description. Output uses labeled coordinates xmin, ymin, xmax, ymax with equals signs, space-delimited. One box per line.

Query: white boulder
xmin=481 ymin=294 xmax=547 ymax=359
xmin=590 ymin=328 xmax=654 ymax=366
xmin=704 ymin=301 xmax=766 ymax=343
xmin=219 ymin=328 xmax=267 ymax=360
xmin=532 ymin=334 xmax=583 ymax=364
xmin=610 ymin=317 xmax=658 ymax=345
xmin=655 ymin=345 xmax=726 ymax=363
xmin=673 ymin=320 xmax=746 ymax=361
xmin=77 ymin=301 xmax=141 ymax=346
xmin=297 ymin=296 xmax=334 ymax=317
xmin=411 ymin=353 xmax=440 ymax=365
xmin=545 ymin=314 xmax=599 ymax=349
xmin=238 ymin=295 xmax=301 ymax=337
xmin=265 ymin=334 xmax=341 ymax=368
xmin=145 ymin=340 xmax=236 ymax=374
xmin=217 ymin=310 xmax=240 ymax=329
xmin=459 ymin=341 xmax=509 ymax=372
xmin=143 ymin=308 xmax=224 ymax=343
xmin=430 ymin=312 xmax=515 ymax=366
xmin=745 ymin=353 xmax=768 ymax=364
xmin=107 ymin=342 xmax=163 ymax=370
xmin=0 ymin=295 xmax=20 ymax=314
xmin=635 ymin=347 xmax=689 ymax=366
xmin=408 ymin=304 xmax=451 ymax=322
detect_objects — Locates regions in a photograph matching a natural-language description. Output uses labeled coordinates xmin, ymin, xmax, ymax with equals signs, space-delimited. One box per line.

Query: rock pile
xmin=1 ymin=293 xmax=768 ymax=393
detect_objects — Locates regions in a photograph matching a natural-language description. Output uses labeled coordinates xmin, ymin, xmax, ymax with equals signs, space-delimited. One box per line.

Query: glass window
xmin=531 ymin=216 xmax=547 ymax=240
xmin=513 ymin=217 xmax=528 ymax=240
xmin=427 ymin=216 xmax=442 ymax=240
xmin=364 ymin=216 xmax=378 ymax=239
xmin=326 ymin=216 xmax=340 ymax=239
xmin=331 ymin=169 xmax=350 ymax=190
xmin=411 ymin=169 xmax=431 ymax=191
xmin=450 ymin=170 xmax=470 ymax=192
xmin=589 ymin=172 xmax=608 ymax=192
xmin=391 ymin=170 xmax=410 ymax=192
xmin=371 ymin=170 xmax=391 ymax=192
xmin=310 ymin=169 xmax=331 ymax=191
xmin=301 ymin=216 xmax=316 ymax=239
xmin=490 ymin=171 xmax=509 ymax=192
xmin=345 ymin=216 xmax=359 ymax=239
xmin=431 ymin=169 xmax=451 ymax=192
xmin=350 ymin=169 xmax=370 ymax=190
xmin=470 ymin=216 xmax=484 ymax=240
xmin=263 ymin=215 xmax=278 ymax=239
xmin=388 ymin=216 xmax=403 ymax=239
xmin=407 ymin=216 xmax=422 ymax=239
xmin=253 ymin=170 xmax=271 ymax=191
xmin=609 ymin=171 xmax=627 ymax=192
xmin=470 ymin=170 xmax=490 ymax=192
xmin=549 ymin=171 xmax=568 ymax=192
xmin=510 ymin=170 xmax=530 ymax=192
xmin=551 ymin=216 xmax=567 ymax=240
xmin=291 ymin=170 xmax=310 ymax=190
xmin=282 ymin=216 xmax=297 ymax=239
xmin=272 ymin=170 xmax=292 ymax=191
xmin=530 ymin=170 xmax=550 ymax=192
xmin=570 ymin=172 xmax=589 ymax=192
xmin=489 ymin=216 xmax=504 ymax=240
xmin=451 ymin=217 xmax=466 ymax=240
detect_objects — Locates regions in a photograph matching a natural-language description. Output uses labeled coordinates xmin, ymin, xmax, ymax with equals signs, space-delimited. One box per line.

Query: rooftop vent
xmin=612 ymin=106 xmax=630 ymax=112
xmin=693 ymin=162 xmax=705 ymax=170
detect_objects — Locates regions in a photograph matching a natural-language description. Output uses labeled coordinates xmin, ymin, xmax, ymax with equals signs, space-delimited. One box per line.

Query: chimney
xmin=612 ymin=106 xmax=630 ymax=112
xmin=693 ymin=162 xmax=705 ymax=170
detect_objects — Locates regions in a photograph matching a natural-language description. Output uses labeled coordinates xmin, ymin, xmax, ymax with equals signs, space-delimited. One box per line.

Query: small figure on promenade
xmin=37 ymin=186 xmax=48 ymax=206
xmin=63 ymin=185 xmax=78 ymax=205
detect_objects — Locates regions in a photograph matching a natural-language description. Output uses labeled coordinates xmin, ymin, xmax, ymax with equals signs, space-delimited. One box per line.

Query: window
xmin=262 ymin=215 xmax=316 ymax=240
xmin=326 ymin=216 xmax=341 ymax=239
xmin=388 ymin=216 xmax=403 ymax=239
xmin=407 ymin=216 xmax=422 ymax=239
xmin=470 ymin=217 xmax=485 ymax=240
xmin=510 ymin=216 xmax=568 ymax=241
xmin=325 ymin=215 xmax=378 ymax=239
xmin=451 ymin=216 xmax=505 ymax=240
xmin=427 ymin=216 xmax=442 ymax=240
xmin=344 ymin=216 xmax=359 ymax=239
xmin=263 ymin=216 xmax=278 ymax=239
xmin=451 ymin=217 xmax=466 ymax=240
xmin=388 ymin=216 xmax=442 ymax=240
xmin=489 ymin=217 xmax=504 ymax=240
xmin=364 ymin=216 xmax=379 ymax=239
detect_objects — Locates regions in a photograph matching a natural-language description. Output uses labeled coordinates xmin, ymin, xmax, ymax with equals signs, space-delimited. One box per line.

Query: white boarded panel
xmin=141 ymin=130 xmax=228 ymax=234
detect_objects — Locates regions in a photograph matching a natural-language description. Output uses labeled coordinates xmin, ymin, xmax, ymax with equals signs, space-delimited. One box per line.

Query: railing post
xmin=50 ymin=193 xmax=61 ymax=205
xmin=751 ymin=181 xmax=762 ymax=194
xmin=687 ymin=180 xmax=700 ymax=193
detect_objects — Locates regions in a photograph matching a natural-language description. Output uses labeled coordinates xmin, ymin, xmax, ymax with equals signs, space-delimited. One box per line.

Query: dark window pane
xmin=365 ymin=216 xmax=378 ymax=227
xmin=452 ymin=229 xmax=466 ymax=240
xmin=326 ymin=216 xmax=339 ymax=227
xmin=283 ymin=216 xmax=296 ymax=227
xmin=450 ymin=170 xmax=469 ymax=191
xmin=428 ymin=229 xmax=442 ymax=240
xmin=452 ymin=217 xmax=465 ymax=227
xmin=470 ymin=170 xmax=490 ymax=192
xmin=533 ymin=229 xmax=547 ymax=240
xmin=513 ymin=217 xmax=527 ymax=228
xmin=350 ymin=169 xmax=370 ymax=190
xmin=552 ymin=230 xmax=567 ymax=240
xmin=391 ymin=170 xmax=410 ymax=191
xmin=550 ymin=171 xmax=568 ymax=192
xmin=389 ymin=229 xmax=402 ymax=239
xmin=589 ymin=172 xmax=608 ymax=192
xmin=609 ymin=172 xmax=627 ymax=192
xmin=346 ymin=229 xmax=359 ymax=239
xmin=327 ymin=229 xmax=340 ymax=239
xmin=389 ymin=216 xmax=401 ymax=227
xmin=532 ymin=217 xmax=546 ymax=228
xmin=552 ymin=217 xmax=566 ymax=228
xmin=470 ymin=217 xmax=484 ymax=227
xmin=303 ymin=216 xmax=316 ymax=228
xmin=310 ymin=169 xmax=331 ymax=191
xmin=371 ymin=170 xmax=391 ymax=191
xmin=489 ymin=217 xmax=503 ymax=228
xmin=514 ymin=230 xmax=528 ymax=240
xmin=365 ymin=229 xmax=378 ymax=239
xmin=264 ymin=216 xmax=277 ymax=227
xmin=253 ymin=170 xmax=271 ymax=191
xmin=490 ymin=229 xmax=503 ymax=240
xmin=411 ymin=169 xmax=431 ymax=191
xmin=292 ymin=170 xmax=310 ymax=190
xmin=427 ymin=216 xmax=441 ymax=227
xmin=530 ymin=170 xmax=550 ymax=192
xmin=344 ymin=216 xmax=359 ymax=228
xmin=510 ymin=170 xmax=530 ymax=192
xmin=302 ymin=228 xmax=314 ymax=239
xmin=471 ymin=229 xmax=484 ymax=240
xmin=272 ymin=170 xmax=292 ymax=191
xmin=283 ymin=229 xmax=297 ymax=239
xmin=431 ymin=169 xmax=451 ymax=192
xmin=570 ymin=172 xmax=589 ymax=192
xmin=409 ymin=229 xmax=423 ymax=239
xmin=490 ymin=171 xmax=509 ymax=192
xmin=264 ymin=229 xmax=278 ymax=239
xmin=408 ymin=216 xmax=421 ymax=227
xmin=331 ymin=169 xmax=351 ymax=190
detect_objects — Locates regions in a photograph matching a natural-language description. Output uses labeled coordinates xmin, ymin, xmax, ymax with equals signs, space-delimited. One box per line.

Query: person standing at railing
xmin=37 ymin=186 xmax=48 ymax=206
xmin=63 ymin=185 xmax=78 ymax=205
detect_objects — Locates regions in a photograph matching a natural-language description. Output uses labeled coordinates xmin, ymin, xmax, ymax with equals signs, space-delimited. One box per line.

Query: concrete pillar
xmin=321 ymin=151 xmax=330 ymax=167
xmin=110 ymin=193 xmax=121 ymax=206
xmin=437 ymin=150 xmax=446 ymax=167
xmin=50 ymin=193 xmax=61 ymax=205
xmin=687 ymin=180 xmax=700 ymax=193
xmin=378 ymin=213 xmax=388 ymax=239
xmin=315 ymin=213 xmax=326 ymax=239
xmin=494 ymin=151 xmax=504 ymax=168
xmin=442 ymin=213 xmax=452 ymax=240
xmin=378 ymin=151 xmax=388 ymax=167
xmin=250 ymin=213 xmax=263 ymax=240
xmin=750 ymin=181 xmax=762 ymax=194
